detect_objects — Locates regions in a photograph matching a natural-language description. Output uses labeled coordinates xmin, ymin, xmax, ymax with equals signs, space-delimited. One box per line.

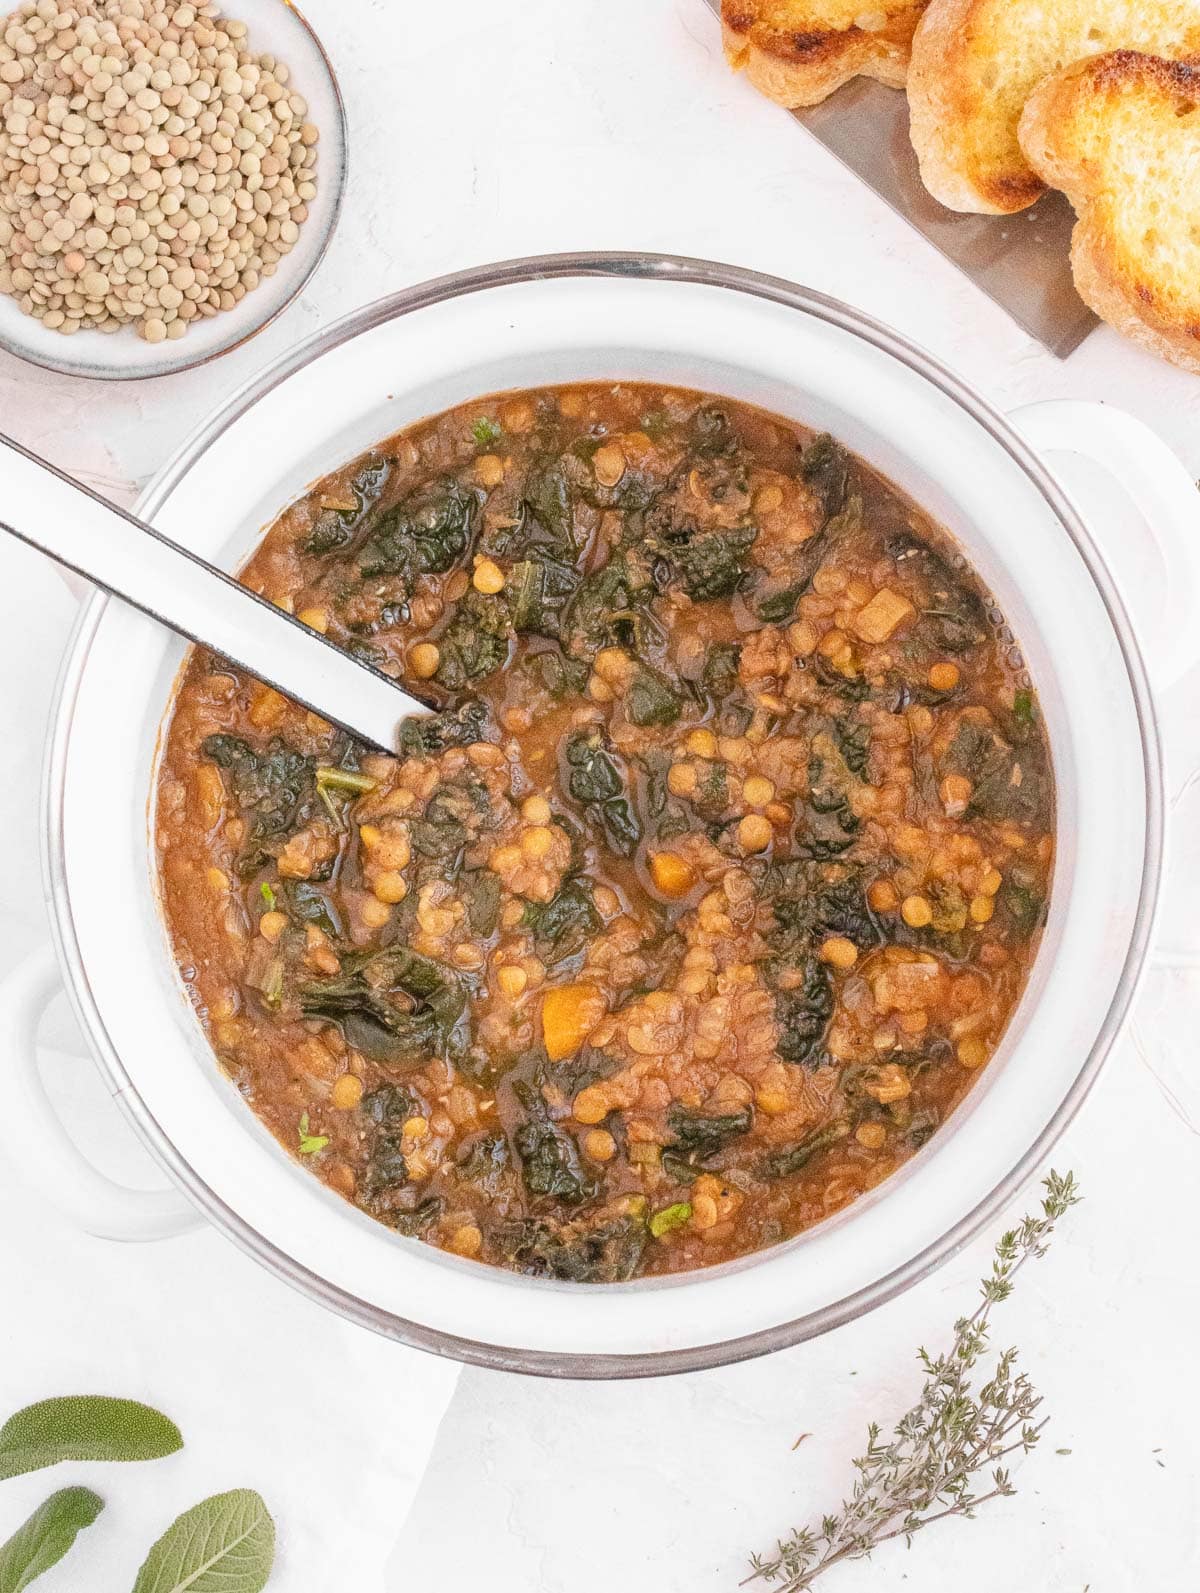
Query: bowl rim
xmin=0 ymin=0 xmax=347 ymax=383
xmin=40 ymin=252 xmax=1165 ymax=1377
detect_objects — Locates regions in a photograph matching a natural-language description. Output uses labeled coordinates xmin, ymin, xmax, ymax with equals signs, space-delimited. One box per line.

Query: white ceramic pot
xmin=7 ymin=255 xmax=1199 ymax=1376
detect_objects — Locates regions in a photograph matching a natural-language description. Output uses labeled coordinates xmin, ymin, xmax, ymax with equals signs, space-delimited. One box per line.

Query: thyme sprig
xmin=746 ymin=1170 xmax=1081 ymax=1591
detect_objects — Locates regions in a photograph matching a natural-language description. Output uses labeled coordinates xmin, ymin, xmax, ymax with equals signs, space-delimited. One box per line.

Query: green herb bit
xmin=1013 ymin=688 xmax=1035 ymax=725
xmin=316 ymin=766 xmax=378 ymax=798
xmin=472 ymin=416 xmax=503 ymax=448
xmin=259 ymin=882 xmax=276 ymax=912
xmin=297 ymin=1113 xmax=329 ymax=1156
xmin=648 ymin=1202 xmax=692 ymax=1239
xmin=745 ymin=1170 xmax=1081 ymax=1591
xmin=316 ymin=765 xmax=378 ymax=823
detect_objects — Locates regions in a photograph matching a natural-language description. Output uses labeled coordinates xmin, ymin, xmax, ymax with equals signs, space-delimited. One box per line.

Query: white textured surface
xmin=0 ymin=0 xmax=1199 ymax=1588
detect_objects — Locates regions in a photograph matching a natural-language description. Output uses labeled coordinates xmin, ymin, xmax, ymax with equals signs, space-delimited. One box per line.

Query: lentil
xmin=331 ymin=1073 xmax=363 ymax=1111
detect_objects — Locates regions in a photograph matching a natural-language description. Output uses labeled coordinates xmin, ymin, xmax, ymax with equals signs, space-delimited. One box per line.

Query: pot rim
xmin=40 ymin=251 xmax=1165 ymax=1378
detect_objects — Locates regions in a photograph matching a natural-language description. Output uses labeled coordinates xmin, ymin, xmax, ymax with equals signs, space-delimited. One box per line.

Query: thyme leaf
xmin=745 ymin=1170 xmax=1081 ymax=1590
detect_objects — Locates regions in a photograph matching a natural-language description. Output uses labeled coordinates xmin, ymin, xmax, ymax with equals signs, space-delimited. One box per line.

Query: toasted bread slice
xmin=1020 ymin=51 xmax=1200 ymax=373
xmin=908 ymin=0 xmax=1200 ymax=214
xmin=722 ymin=1 xmax=928 ymax=108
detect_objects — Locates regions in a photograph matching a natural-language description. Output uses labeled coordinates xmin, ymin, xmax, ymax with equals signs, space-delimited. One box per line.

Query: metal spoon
xmin=0 ymin=431 xmax=430 ymax=752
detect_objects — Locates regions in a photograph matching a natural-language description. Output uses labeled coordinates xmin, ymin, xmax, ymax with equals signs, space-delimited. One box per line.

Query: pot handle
xmin=1008 ymin=400 xmax=1200 ymax=692
xmin=0 ymin=946 xmax=203 ymax=1242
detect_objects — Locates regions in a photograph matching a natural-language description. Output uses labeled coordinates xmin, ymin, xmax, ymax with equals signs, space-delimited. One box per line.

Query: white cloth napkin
xmin=0 ymin=537 xmax=459 ymax=1591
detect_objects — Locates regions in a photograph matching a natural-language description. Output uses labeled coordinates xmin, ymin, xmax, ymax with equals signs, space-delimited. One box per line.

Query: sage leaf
xmin=0 ymin=1486 xmax=104 ymax=1593
xmin=0 ymin=1398 xmax=182 ymax=1482
xmin=131 ymin=1489 xmax=275 ymax=1593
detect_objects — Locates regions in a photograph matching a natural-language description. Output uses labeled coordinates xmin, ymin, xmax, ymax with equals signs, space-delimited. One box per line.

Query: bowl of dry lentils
xmin=0 ymin=0 xmax=345 ymax=378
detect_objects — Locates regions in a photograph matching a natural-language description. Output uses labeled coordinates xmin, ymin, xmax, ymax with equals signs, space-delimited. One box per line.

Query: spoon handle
xmin=0 ymin=431 xmax=427 ymax=752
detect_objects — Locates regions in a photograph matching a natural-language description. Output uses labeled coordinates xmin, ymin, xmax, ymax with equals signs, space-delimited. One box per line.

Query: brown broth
xmin=155 ymin=383 xmax=1055 ymax=1282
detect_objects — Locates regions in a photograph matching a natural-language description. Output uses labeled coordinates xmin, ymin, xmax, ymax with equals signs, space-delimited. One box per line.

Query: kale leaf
xmin=408 ymin=779 xmax=493 ymax=863
xmin=761 ymin=1119 xmax=850 ymax=1180
xmin=798 ymin=735 xmax=861 ymax=860
xmin=702 ymin=642 xmax=741 ymax=699
xmin=752 ymin=490 xmax=861 ymax=625
xmin=527 ymin=649 xmax=591 ymax=700
xmin=522 ymin=457 xmax=575 ymax=551
xmin=512 ymin=1077 xmax=598 ymax=1206
xmin=564 ymin=729 xmax=623 ymax=803
xmin=751 ymin=440 xmax=855 ymax=624
xmin=639 ymin=413 xmax=757 ymax=604
xmin=769 ymin=864 xmax=880 ymax=953
xmin=754 ymin=577 xmax=810 ymax=626
xmin=434 ymin=592 xmax=512 ymax=690
xmin=481 ymin=455 xmax=580 ymax=561
xmin=392 ymin=1198 xmax=443 ymax=1236
xmin=522 ymin=877 xmax=602 ymax=968
xmin=509 ymin=554 xmax=581 ymax=638
xmin=398 ymin=700 xmax=490 ymax=758
xmin=1002 ymin=879 xmax=1045 ymax=935
xmin=669 ymin=525 xmax=758 ymax=602
xmin=303 ymin=456 xmax=391 ymax=556
xmin=462 ymin=869 xmax=502 ymax=937
xmin=358 ymin=1084 xmax=421 ymax=1206
xmin=660 ymin=1104 xmax=753 ymax=1183
xmin=942 ymin=715 xmax=1048 ymax=826
xmin=799 ymin=433 xmax=850 ymax=522
xmin=691 ymin=404 xmax=738 ymax=458
xmin=357 ymin=476 xmax=481 ymax=583
xmin=563 ymin=730 xmax=642 ymax=856
xmin=771 ymin=957 xmax=834 ymax=1068
xmin=833 ymin=714 xmax=871 ymax=780
xmin=626 ymin=662 xmax=681 ymax=727
xmin=454 ymin=1131 xmax=513 ymax=1198
xmin=201 ymin=735 xmax=317 ymax=842
xmin=297 ymin=945 xmax=469 ymax=1064
xmin=561 ymin=552 xmax=654 ymax=658
xmin=884 ymin=529 xmax=987 ymax=655
xmin=692 ymin=757 xmax=729 ymax=819
xmin=491 ymin=1214 xmax=647 ymax=1282
xmin=513 ymin=1119 xmax=596 ymax=1204
xmin=280 ymin=880 xmax=341 ymax=940
xmin=362 ymin=1083 xmax=419 ymax=1125
xmin=362 ymin=1136 xmax=410 ymax=1201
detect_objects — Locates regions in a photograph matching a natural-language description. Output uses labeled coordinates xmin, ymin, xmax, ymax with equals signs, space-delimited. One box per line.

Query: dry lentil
xmin=0 ymin=0 xmax=318 ymax=340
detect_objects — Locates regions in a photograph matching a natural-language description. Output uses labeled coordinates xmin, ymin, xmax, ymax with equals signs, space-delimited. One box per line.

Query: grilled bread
xmin=908 ymin=0 xmax=1200 ymax=214
xmin=721 ymin=0 xmax=928 ymax=108
xmin=1020 ymin=51 xmax=1200 ymax=373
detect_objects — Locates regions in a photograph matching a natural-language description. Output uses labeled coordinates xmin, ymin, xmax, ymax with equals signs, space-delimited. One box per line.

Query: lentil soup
xmin=156 ymin=383 xmax=1055 ymax=1282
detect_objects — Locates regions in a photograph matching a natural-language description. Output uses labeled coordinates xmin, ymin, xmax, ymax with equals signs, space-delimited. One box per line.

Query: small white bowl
xmin=0 ymin=0 xmax=346 ymax=381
